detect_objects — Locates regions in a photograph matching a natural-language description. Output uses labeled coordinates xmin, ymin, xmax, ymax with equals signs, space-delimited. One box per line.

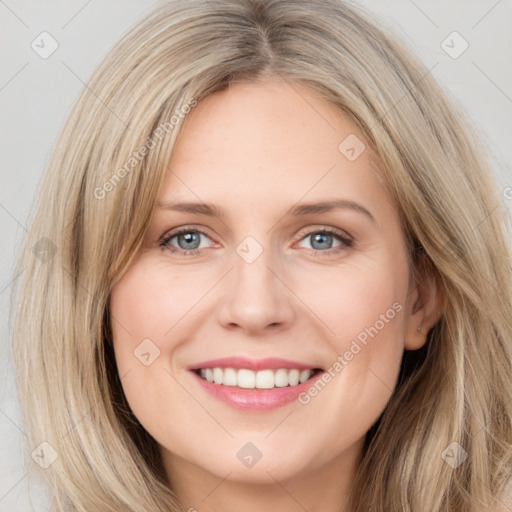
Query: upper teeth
xmin=198 ymin=367 xmax=315 ymax=389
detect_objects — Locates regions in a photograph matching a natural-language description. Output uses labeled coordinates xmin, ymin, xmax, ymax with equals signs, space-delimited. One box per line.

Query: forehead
xmin=160 ymin=79 xmax=393 ymax=224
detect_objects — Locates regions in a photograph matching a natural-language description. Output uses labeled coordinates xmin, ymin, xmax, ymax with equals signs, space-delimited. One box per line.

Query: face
xmin=109 ymin=79 xmax=426 ymax=489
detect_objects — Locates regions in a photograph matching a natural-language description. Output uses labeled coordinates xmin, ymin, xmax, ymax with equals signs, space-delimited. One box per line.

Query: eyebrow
xmin=157 ymin=199 xmax=375 ymax=223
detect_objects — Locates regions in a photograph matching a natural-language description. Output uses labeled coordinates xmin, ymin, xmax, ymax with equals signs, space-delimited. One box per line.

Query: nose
xmin=215 ymin=244 xmax=296 ymax=335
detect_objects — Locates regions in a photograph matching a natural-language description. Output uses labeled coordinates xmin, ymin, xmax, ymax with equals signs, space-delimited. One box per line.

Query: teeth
xmin=213 ymin=367 xmax=223 ymax=384
xmin=198 ymin=367 xmax=316 ymax=389
xmin=288 ymin=369 xmax=300 ymax=386
xmin=238 ymin=369 xmax=255 ymax=389
xmin=223 ymin=368 xmax=237 ymax=386
xmin=299 ymin=369 xmax=311 ymax=383
xmin=255 ymin=369 xmax=274 ymax=389
xmin=274 ymin=369 xmax=289 ymax=387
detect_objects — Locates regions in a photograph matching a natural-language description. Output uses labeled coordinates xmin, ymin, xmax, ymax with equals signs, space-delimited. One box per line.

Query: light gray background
xmin=1 ymin=1 xmax=511 ymax=510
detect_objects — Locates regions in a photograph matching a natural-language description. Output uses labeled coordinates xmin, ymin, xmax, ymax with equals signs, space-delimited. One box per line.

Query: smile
xmin=196 ymin=367 xmax=320 ymax=389
xmin=189 ymin=357 xmax=325 ymax=411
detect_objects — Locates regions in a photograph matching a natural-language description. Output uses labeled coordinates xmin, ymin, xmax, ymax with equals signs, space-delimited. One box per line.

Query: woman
xmin=11 ymin=0 xmax=512 ymax=510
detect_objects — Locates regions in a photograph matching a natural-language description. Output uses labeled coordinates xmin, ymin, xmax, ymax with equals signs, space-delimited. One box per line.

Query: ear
xmin=404 ymin=254 xmax=445 ymax=350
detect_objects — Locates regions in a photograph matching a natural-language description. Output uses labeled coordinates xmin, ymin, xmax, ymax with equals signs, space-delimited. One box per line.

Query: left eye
xmin=296 ymin=230 xmax=352 ymax=251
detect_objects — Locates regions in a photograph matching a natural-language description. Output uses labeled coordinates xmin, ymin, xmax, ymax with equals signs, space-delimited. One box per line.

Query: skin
xmin=110 ymin=78 xmax=442 ymax=512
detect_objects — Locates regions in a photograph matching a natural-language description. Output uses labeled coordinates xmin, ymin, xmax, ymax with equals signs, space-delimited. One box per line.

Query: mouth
xmin=188 ymin=357 xmax=325 ymax=411
xmin=194 ymin=367 xmax=323 ymax=389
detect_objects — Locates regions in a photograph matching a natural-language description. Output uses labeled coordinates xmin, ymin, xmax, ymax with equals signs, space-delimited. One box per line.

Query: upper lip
xmin=188 ymin=357 xmax=323 ymax=372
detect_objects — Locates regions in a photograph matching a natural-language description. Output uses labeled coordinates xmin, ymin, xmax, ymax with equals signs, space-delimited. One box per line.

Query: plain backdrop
xmin=1 ymin=0 xmax=511 ymax=510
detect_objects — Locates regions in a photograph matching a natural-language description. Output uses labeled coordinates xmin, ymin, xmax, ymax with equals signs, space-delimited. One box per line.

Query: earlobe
xmin=404 ymin=312 xmax=429 ymax=351
xmin=404 ymin=255 xmax=445 ymax=350
xmin=405 ymin=322 xmax=427 ymax=350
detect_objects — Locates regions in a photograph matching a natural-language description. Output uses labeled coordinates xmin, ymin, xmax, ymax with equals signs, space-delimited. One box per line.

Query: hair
xmin=10 ymin=0 xmax=512 ymax=510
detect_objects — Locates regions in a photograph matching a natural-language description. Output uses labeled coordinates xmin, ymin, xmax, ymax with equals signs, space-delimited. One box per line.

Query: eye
xmin=160 ymin=228 xmax=215 ymax=256
xmin=159 ymin=226 xmax=354 ymax=257
xmin=295 ymin=227 xmax=353 ymax=254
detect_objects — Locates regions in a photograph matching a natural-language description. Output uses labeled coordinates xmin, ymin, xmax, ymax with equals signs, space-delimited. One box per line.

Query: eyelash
xmin=159 ymin=226 xmax=354 ymax=258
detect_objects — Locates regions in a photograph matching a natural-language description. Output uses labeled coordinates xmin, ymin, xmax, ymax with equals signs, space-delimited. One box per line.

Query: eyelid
xmin=159 ymin=225 xmax=217 ymax=247
xmin=294 ymin=225 xmax=353 ymax=244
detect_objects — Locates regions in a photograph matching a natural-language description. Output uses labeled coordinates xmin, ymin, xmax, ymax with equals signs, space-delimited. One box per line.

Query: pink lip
xmin=189 ymin=368 xmax=325 ymax=412
xmin=187 ymin=356 xmax=320 ymax=372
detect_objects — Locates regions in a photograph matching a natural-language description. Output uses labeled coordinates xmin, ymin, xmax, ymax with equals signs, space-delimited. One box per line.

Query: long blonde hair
xmin=11 ymin=1 xmax=512 ymax=510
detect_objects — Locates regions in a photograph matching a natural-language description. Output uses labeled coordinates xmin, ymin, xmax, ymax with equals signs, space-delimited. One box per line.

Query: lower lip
xmin=191 ymin=370 xmax=324 ymax=411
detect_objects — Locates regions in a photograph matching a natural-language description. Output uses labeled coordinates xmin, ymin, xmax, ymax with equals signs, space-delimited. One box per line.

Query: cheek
xmin=108 ymin=260 xmax=202 ymax=431
xmin=295 ymin=253 xmax=409 ymax=440
xmin=304 ymin=252 xmax=405 ymax=364
xmin=305 ymin=254 xmax=408 ymax=356
xmin=110 ymin=260 xmax=204 ymax=361
xmin=335 ymin=273 xmax=405 ymax=354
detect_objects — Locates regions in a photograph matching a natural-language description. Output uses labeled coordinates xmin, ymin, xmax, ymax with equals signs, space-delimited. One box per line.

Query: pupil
xmin=311 ymin=233 xmax=332 ymax=250
xmin=179 ymin=232 xmax=200 ymax=250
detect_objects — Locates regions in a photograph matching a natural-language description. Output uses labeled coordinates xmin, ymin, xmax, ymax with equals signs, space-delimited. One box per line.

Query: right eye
xmin=160 ymin=228 xmax=216 ymax=256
